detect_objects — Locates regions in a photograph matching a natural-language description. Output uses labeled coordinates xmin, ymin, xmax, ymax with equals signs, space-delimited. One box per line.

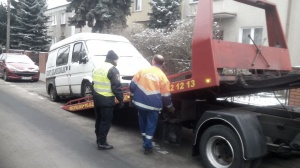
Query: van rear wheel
xmin=49 ymin=86 xmax=60 ymax=102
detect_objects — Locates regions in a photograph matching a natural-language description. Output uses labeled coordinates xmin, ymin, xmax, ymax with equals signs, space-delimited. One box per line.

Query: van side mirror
xmin=79 ymin=51 xmax=88 ymax=64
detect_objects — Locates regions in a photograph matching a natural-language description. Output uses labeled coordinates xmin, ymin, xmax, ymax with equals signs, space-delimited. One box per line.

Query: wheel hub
xmin=206 ymin=136 xmax=234 ymax=168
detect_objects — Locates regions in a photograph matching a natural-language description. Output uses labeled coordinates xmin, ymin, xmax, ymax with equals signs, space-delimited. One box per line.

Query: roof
xmin=49 ymin=33 xmax=130 ymax=51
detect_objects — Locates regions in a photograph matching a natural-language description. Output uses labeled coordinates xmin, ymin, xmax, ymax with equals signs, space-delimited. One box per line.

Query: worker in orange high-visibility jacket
xmin=130 ymin=54 xmax=175 ymax=155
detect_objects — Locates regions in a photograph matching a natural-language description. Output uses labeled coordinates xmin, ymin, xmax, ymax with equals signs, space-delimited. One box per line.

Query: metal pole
xmin=6 ymin=0 xmax=11 ymax=53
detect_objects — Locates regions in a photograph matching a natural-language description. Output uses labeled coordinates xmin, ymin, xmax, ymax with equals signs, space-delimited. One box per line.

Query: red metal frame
xmin=169 ymin=0 xmax=291 ymax=94
xmin=62 ymin=92 xmax=131 ymax=112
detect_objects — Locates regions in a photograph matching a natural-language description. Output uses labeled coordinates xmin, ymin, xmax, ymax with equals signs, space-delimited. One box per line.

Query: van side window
xmin=56 ymin=46 xmax=70 ymax=66
xmin=72 ymin=42 xmax=85 ymax=63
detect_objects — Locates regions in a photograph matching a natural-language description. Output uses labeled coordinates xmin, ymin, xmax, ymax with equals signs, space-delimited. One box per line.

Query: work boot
xmin=144 ymin=148 xmax=153 ymax=155
xmin=98 ymin=142 xmax=113 ymax=150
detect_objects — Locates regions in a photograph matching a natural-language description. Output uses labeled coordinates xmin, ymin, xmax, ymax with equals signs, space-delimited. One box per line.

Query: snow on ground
xmin=220 ymin=92 xmax=286 ymax=106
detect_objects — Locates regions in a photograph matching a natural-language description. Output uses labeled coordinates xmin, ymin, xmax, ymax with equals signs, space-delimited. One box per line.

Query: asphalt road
xmin=0 ymin=80 xmax=300 ymax=168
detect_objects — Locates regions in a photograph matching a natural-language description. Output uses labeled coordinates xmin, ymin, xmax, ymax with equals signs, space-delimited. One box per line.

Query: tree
xmin=10 ymin=0 xmax=51 ymax=51
xmin=66 ymin=0 xmax=131 ymax=33
xmin=148 ymin=0 xmax=181 ymax=29
xmin=0 ymin=3 xmax=7 ymax=48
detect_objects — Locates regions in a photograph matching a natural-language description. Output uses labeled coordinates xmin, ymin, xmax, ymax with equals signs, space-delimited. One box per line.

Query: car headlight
xmin=33 ymin=66 xmax=39 ymax=72
xmin=6 ymin=64 xmax=19 ymax=71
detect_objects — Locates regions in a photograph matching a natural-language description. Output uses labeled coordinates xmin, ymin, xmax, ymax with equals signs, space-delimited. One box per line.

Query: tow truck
xmin=61 ymin=0 xmax=300 ymax=167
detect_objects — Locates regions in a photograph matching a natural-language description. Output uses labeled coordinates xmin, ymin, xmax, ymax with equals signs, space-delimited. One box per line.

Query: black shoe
xmin=144 ymin=148 xmax=153 ymax=155
xmin=98 ymin=143 xmax=113 ymax=150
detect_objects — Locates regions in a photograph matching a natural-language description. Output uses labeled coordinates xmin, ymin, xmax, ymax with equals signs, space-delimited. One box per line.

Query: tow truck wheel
xmin=49 ymin=86 xmax=59 ymax=102
xmin=199 ymin=125 xmax=261 ymax=168
xmin=82 ymin=81 xmax=92 ymax=97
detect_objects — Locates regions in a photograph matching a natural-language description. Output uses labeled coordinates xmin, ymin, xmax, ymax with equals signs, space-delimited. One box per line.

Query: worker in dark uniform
xmin=129 ymin=54 xmax=175 ymax=155
xmin=92 ymin=50 xmax=124 ymax=150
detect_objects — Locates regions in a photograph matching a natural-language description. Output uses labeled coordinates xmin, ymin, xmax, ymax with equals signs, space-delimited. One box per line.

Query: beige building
xmin=45 ymin=1 xmax=152 ymax=44
xmin=45 ymin=4 xmax=91 ymax=46
xmin=182 ymin=0 xmax=300 ymax=67
xmin=127 ymin=0 xmax=152 ymax=29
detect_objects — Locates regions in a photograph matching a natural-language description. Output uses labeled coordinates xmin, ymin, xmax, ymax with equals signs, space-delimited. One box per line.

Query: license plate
xmin=21 ymin=77 xmax=32 ymax=80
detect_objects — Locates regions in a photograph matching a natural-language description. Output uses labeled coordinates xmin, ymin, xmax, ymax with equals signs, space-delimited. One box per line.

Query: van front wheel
xmin=82 ymin=81 xmax=92 ymax=97
xmin=49 ymin=86 xmax=60 ymax=102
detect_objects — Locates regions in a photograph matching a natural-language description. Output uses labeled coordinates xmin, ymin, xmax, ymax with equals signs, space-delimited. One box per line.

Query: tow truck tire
xmin=199 ymin=125 xmax=261 ymax=168
xmin=49 ymin=85 xmax=59 ymax=102
xmin=82 ymin=81 xmax=92 ymax=97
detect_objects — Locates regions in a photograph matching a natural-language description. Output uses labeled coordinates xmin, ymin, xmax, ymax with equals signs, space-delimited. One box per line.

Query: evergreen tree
xmin=148 ymin=0 xmax=181 ymax=29
xmin=0 ymin=3 xmax=7 ymax=48
xmin=66 ymin=0 xmax=131 ymax=33
xmin=10 ymin=0 xmax=51 ymax=51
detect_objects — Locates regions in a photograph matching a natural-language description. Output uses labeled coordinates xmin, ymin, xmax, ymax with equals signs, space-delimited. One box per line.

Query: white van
xmin=46 ymin=33 xmax=151 ymax=101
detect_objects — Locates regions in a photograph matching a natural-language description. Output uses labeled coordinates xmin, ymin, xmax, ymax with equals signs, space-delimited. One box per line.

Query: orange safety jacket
xmin=129 ymin=65 xmax=173 ymax=111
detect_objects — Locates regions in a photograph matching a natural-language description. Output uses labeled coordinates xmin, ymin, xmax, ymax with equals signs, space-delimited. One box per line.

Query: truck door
xmin=55 ymin=45 xmax=71 ymax=95
xmin=68 ymin=42 xmax=91 ymax=95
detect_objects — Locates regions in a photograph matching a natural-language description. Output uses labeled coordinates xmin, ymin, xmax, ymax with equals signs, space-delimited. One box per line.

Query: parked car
xmin=0 ymin=53 xmax=40 ymax=82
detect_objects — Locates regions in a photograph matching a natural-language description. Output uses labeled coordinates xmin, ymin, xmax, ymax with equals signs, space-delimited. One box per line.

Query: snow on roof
xmin=49 ymin=33 xmax=130 ymax=51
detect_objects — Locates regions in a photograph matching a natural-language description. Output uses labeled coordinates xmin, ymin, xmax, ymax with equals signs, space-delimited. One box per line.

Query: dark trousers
xmin=95 ymin=106 xmax=114 ymax=144
xmin=138 ymin=109 xmax=159 ymax=149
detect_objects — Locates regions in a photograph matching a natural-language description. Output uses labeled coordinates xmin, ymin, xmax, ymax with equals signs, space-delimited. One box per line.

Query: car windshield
xmin=85 ymin=40 xmax=142 ymax=57
xmin=7 ymin=55 xmax=34 ymax=64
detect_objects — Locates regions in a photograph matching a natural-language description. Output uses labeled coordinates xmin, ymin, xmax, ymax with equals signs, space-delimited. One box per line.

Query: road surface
xmin=0 ymin=80 xmax=300 ymax=168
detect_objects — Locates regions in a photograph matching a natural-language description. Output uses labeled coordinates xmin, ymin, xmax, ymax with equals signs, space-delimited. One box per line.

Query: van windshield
xmin=86 ymin=40 xmax=142 ymax=57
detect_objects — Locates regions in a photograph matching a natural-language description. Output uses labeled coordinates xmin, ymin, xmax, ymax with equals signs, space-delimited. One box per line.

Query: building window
xmin=240 ymin=27 xmax=263 ymax=45
xmin=61 ymin=13 xmax=66 ymax=25
xmin=135 ymin=0 xmax=142 ymax=11
xmin=52 ymin=15 xmax=56 ymax=25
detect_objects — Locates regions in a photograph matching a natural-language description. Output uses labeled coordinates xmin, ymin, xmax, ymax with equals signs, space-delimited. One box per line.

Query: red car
xmin=0 ymin=53 xmax=40 ymax=82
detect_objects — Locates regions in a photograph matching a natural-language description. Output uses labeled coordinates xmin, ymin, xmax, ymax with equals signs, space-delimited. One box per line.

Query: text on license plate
xmin=22 ymin=77 xmax=32 ymax=80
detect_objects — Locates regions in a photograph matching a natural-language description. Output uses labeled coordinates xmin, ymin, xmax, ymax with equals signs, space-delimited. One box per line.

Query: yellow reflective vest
xmin=92 ymin=62 xmax=114 ymax=97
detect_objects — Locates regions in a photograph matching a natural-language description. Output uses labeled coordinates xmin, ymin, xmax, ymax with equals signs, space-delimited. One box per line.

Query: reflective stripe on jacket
xmin=129 ymin=65 xmax=173 ymax=111
xmin=92 ymin=62 xmax=114 ymax=97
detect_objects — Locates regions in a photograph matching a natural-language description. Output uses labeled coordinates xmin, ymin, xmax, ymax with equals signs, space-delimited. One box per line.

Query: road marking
xmin=29 ymin=93 xmax=35 ymax=96
xmin=9 ymin=85 xmax=16 ymax=87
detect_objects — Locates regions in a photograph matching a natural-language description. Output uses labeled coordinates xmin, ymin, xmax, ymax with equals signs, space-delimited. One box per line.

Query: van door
xmin=69 ymin=42 xmax=91 ymax=96
xmin=55 ymin=45 xmax=71 ymax=95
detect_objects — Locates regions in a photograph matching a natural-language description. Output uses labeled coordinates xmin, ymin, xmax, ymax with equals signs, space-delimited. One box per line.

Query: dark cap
xmin=106 ymin=50 xmax=119 ymax=61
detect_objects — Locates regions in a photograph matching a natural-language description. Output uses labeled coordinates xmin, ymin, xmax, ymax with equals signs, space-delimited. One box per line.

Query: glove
xmin=129 ymin=96 xmax=134 ymax=107
xmin=119 ymin=102 xmax=124 ymax=109
xmin=168 ymin=106 xmax=175 ymax=113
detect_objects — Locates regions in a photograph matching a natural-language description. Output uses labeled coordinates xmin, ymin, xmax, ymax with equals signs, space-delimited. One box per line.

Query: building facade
xmin=45 ymin=4 xmax=91 ymax=46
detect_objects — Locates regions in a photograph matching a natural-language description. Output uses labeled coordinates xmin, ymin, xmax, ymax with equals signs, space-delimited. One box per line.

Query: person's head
xmin=105 ymin=50 xmax=119 ymax=66
xmin=152 ymin=54 xmax=164 ymax=66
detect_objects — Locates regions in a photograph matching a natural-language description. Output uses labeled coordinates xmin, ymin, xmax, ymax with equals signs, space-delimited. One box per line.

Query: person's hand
xmin=129 ymin=96 xmax=134 ymax=107
xmin=168 ymin=106 xmax=175 ymax=113
xmin=119 ymin=102 xmax=124 ymax=109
